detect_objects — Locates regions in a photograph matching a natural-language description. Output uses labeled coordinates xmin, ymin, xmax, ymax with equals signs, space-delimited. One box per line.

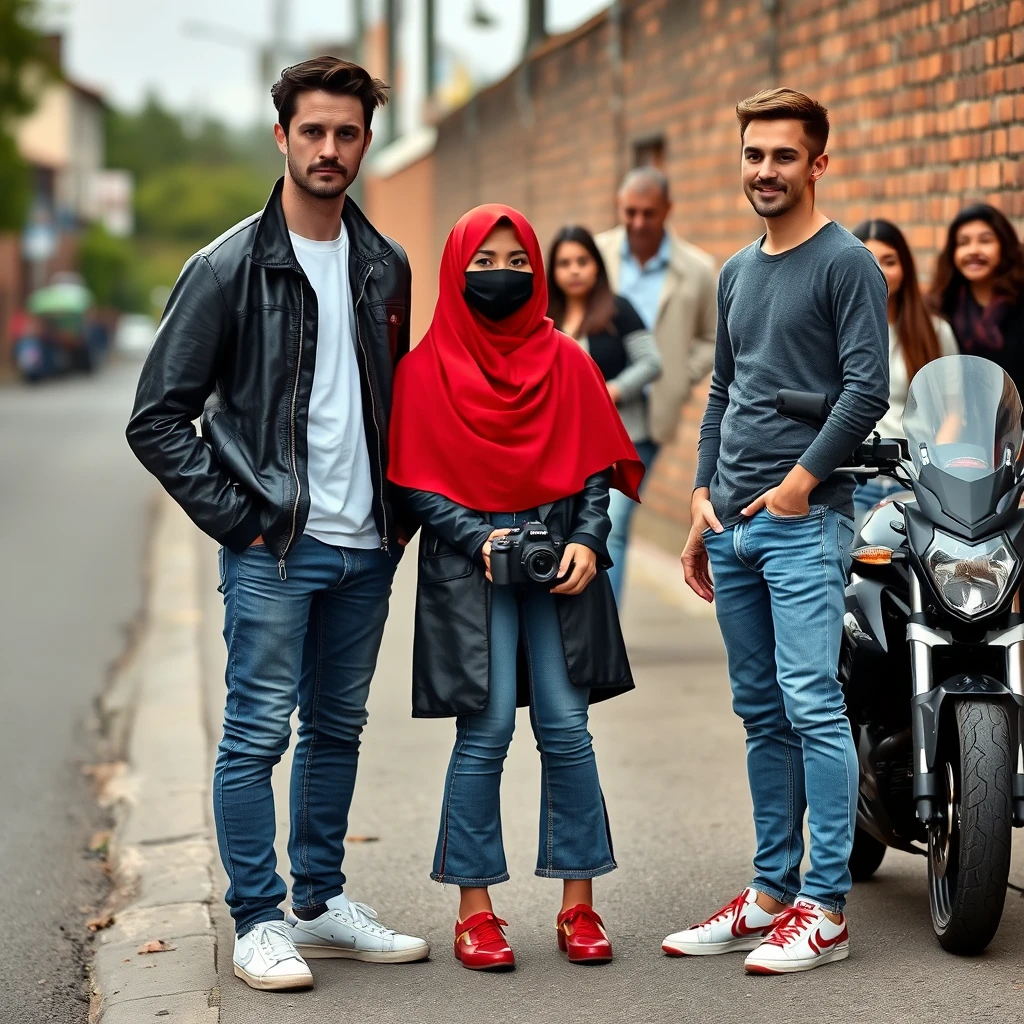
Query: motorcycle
xmin=778 ymin=354 xmax=1024 ymax=955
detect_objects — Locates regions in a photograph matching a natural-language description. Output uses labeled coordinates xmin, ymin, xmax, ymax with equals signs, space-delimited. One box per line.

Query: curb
xmin=91 ymin=493 xmax=220 ymax=1024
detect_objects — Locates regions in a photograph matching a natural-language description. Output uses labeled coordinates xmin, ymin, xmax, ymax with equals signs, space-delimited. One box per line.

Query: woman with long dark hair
xmin=930 ymin=203 xmax=1024 ymax=396
xmin=547 ymin=225 xmax=662 ymax=605
xmin=388 ymin=206 xmax=644 ymax=971
xmin=852 ymin=219 xmax=958 ymax=522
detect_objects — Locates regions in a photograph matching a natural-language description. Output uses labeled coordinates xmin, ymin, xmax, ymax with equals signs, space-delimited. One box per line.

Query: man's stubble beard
xmin=287 ymin=148 xmax=361 ymax=200
xmin=745 ymin=179 xmax=805 ymax=219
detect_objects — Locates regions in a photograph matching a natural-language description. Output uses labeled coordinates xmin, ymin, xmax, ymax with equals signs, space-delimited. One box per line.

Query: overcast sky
xmin=47 ymin=0 xmax=609 ymax=129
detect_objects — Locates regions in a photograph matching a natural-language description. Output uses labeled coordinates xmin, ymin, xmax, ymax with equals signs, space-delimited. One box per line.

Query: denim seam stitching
xmin=522 ymin=617 xmax=556 ymax=872
xmin=823 ymin=511 xmax=853 ymax=910
xmin=437 ymin=726 xmax=469 ymax=881
xmin=219 ymin=552 xmax=240 ymax=919
xmin=298 ymin=598 xmax=325 ymax=908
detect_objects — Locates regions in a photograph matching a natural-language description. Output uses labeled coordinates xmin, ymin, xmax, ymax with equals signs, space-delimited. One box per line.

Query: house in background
xmin=1 ymin=34 xmax=129 ymax=364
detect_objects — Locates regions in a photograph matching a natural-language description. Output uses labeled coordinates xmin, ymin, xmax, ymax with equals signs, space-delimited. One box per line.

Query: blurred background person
xmin=547 ymin=225 xmax=662 ymax=604
xmin=930 ymin=204 xmax=1024 ymax=399
xmin=852 ymin=219 xmax=958 ymax=526
xmin=594 ymin=168 xmax=717 ymax=603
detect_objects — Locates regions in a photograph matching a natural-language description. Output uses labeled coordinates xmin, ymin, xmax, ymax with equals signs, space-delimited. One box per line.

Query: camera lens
xmin=525 ymin=548 xmax=559 ymax=583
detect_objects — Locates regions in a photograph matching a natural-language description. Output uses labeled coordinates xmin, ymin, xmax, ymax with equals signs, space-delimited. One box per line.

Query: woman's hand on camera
xmin=550 ymin=543 xmax=597 ymax=596
xmin=481 ymin=528 xmax=514 ymax=582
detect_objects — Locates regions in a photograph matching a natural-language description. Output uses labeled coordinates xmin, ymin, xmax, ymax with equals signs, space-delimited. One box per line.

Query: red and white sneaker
xmin=662 ymin=888 xmax=782 ymax=956
xmin=744 ymin=900 xmax=849 ymax=974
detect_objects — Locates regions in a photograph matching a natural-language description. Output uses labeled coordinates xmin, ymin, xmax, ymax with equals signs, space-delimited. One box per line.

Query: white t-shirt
xmin=875 ymin=317 xmax=959 ymax=439
xmin=289 ymin=225 xmax=380 ymax=549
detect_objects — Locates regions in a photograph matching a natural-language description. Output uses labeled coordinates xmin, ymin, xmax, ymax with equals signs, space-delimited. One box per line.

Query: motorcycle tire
xmin=849 ymin=826 xmax=886 ymax=881
xmin=927 ymin=700 xmax=1012 ymax=955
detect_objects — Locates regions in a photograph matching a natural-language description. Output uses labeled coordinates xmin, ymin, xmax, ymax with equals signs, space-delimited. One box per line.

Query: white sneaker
xmin=285 ymin=893 xmax=430 ymax=963
xmin=744 ymin=899 xmax=849 ymax=974
xmin=233 ymin=920 xmax=313 ymax=991
xmin=662 ymin=888 xmax=782 ymax=956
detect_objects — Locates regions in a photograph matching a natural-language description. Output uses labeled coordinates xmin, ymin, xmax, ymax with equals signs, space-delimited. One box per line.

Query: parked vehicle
xmin=10 ymin=277 xmax=109 ymax=382
xmin=779 ymin=354 xmax=1024 ymax=955
xmin=113 ymin=313 xmax=157 ymax=358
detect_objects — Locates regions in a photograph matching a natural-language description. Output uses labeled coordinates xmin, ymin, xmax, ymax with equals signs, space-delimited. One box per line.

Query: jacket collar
xmin=251 ymin=176 xmax=394 ymax=271
xmin=608 ymin=224 xmax=689 ymax=277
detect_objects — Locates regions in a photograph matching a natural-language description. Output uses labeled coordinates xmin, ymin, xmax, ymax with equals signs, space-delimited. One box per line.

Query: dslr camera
xmin=489 ymin=521 xmax=564 ymax=585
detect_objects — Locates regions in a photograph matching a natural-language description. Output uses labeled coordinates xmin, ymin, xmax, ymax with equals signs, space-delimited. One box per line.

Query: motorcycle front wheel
xmin=927 ymin=700 xmax=1013 ymax=954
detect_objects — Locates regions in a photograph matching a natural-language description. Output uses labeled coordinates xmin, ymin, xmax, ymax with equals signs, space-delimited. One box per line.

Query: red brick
xmin=400 ymin=0 xmax=1024 ymax=551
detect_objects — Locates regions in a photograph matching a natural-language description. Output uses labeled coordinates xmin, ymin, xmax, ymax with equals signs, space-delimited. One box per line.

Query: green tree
xmin=0 ymin=0 xmax=52 ymax=230
xmin=79 ymin=222 xmax=144 ymax=310
xmin=135 ymin=163 xmax=273 ymax=245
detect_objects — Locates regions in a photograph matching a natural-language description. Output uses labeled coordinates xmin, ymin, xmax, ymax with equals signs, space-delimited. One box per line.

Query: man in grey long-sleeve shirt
xmin=664 ymin=89 xmax=888 ymax=974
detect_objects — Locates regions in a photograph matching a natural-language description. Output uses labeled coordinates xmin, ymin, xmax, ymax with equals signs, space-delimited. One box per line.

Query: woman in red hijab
xmin=389 ymin=205 xmax=643 ymax=971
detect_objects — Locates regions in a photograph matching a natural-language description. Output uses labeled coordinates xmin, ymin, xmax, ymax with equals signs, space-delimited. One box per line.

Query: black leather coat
xmin=402 ymin=471 xmax=635 ymax=718
xmin=126 ymin=178 xmax=411 ymax=570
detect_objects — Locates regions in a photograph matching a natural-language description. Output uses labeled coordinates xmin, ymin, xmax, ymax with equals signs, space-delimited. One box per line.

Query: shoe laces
xmin=764 ymin=903 xmax=818 ymax=947
xmin=461 ymin=913 xmax=509 ymax=947
xmin=692 ymin=891 xmax=748 ymax=929
xmin=335 ymin=900 xmax=394 ymax=938
xmin=560 ymin=905 xmax=606 ymax=942
xmin=259 ymin=921 xmax=302 ymax=963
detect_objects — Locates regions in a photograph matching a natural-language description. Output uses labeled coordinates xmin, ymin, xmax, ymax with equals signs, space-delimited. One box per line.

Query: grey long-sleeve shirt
xmin=694 ymin=222 xmax=889 ymax=525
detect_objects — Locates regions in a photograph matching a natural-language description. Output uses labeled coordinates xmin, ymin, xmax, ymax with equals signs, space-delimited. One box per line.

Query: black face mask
xmin=463 ymin=270 xmax=534 ymax=322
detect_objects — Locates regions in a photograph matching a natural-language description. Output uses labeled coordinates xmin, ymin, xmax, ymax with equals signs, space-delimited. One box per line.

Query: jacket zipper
xmin=353 ymin=262 xmax=390 ymax=551
xmin=279 ymin=288 xmax=305 ymax=580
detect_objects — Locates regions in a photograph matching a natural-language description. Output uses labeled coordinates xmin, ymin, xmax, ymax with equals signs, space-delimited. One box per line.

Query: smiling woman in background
xmin=930 ymin=204 xmax=1024 ymax=399
xmin=851 ymin=219 xmax=958 ymax=524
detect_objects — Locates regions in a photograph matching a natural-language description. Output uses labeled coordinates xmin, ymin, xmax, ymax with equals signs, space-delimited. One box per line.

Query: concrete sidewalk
xmin=95 ymin=494 xmax=1024 ymax=1024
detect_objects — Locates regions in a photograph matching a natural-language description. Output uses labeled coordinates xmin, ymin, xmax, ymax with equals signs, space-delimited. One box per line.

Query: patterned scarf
xmin=953 ymin=284 xmax=1010 ymax=353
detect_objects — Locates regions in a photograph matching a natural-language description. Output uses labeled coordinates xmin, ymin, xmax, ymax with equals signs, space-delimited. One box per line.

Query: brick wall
xmin=395 ymin=0 xmax=1024 ymax=552
xmin=365 ymin=152 xmax=438 ymax=344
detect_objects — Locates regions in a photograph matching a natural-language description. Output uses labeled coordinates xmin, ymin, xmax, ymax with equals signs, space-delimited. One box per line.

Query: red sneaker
xmin=557 ymin=905 xmax=613 ymax=964
xmin=453 ymin=912 xmax=515 ymax=971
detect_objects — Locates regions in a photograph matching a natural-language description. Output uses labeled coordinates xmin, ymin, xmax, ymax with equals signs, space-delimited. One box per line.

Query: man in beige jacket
xmin=595 ymin=167 xmax=717 ymax=604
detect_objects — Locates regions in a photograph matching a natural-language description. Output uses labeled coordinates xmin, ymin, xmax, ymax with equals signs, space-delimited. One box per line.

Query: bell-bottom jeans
xmin=431 ymin=512 xmax=616 ymax=886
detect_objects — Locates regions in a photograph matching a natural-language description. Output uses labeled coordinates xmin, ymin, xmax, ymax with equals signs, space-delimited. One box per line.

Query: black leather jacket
xmin=127 ymin=178 xmax=410 ymax=572
xmin=401 ymin=471 xmax=635 ymax=718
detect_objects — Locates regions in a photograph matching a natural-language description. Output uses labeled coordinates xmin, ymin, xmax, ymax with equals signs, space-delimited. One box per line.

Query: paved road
xmin=0 ymin=362 xmax=152 ymax=1022
xmin=197 ymin=537 xmax=1024 ymax=1024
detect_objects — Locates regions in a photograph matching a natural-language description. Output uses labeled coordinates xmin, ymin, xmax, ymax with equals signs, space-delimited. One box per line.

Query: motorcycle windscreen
xmin=903 ymin=355 xmax=1024 ymax=526
xmin=905 ymin=355 xmax=1023 ymax=478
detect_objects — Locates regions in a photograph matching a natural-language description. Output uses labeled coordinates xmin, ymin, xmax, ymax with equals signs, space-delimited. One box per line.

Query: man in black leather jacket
xmin=127 ymin=57 xmax=427 ymax=991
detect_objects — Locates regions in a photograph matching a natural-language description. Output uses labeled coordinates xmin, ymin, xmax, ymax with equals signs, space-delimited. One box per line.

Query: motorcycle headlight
xmin=924 ymin=531 xmax=1018 ymax=618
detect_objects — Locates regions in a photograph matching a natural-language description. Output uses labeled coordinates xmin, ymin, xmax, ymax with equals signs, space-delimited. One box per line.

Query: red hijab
xmin=387 ymin=205 xmax=644 ymax=511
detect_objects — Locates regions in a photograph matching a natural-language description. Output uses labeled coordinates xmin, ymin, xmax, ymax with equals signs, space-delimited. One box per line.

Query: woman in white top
xmin=852 ymin=219 xmax=959 ymax=524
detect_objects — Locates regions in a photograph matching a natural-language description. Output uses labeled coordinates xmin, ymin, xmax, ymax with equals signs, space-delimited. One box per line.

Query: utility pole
xmin=425 ymin=0 xmax=437 ymax=103
xmin=525 ymin=0 xmax=546 ymax=55
xmin=353 ymin=0 xmax=365 ymax=64
xmin=384 ymin=0 xmax=398 ymax=142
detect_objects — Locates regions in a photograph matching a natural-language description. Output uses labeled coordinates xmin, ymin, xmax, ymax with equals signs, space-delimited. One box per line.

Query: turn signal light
xmin=852 ymin=545 xmax=895 ymax=566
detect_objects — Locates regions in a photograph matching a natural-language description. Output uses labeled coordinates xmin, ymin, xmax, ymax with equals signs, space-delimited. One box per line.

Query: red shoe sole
xmin=662 ymin=945 xmax=688 ymax=957
xmin=454 ymin=945 xmax=515 ymax=971
xmin=744 ymin=965 xmax=783 ymax=975
xmin=558 ymin=929 xmax=612 ymax=964
xmin=456 ymin=954 xmax=515 ymax=971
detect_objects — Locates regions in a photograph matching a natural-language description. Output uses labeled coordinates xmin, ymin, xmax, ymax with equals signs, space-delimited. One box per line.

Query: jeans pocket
xmin=217 ymin=546 xmax=226 ymax=594
xmin=765 ymin=504 xmax=825 ymax=523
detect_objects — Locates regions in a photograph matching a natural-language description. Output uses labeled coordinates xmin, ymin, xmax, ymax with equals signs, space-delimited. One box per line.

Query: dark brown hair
xmin=271 ymin=57 xmax=389 ymax=134
xmin=853 ymin=219 xmax=941 ymax=381
xmin=546 ymin=226 xmax=618 ymax=338
xmin=735 ymin=88 xmax=830 ymax=160
xmin=930 ymin=203 xmax=1024 ymax=317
